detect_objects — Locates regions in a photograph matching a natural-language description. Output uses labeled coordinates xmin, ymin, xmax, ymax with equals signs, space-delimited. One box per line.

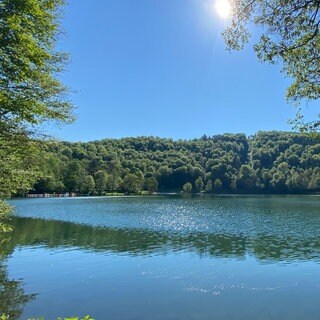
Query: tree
xmin=122 ymin=174 xmax=144 ymax=194
xmin=63 ymin=160 xmax=85 ymax=193
xmin=182 ymin=182 xmax=193 ymax=193
xmin=0 ymin=132 xmax=38 ymax=197
xmin=79 ymin=175 xmax=95 ymax=195
xmin=0 ymin=0 xmax=73 ymax=210
xmin=94 ymin=170 xmax=108 ymax=195
xmin=205 ymin=179 xmax=213 ymax=193
xmin=271 ymin=172 xmax=287 ymax=192
xmin=223 ymin=0 xmax=320 ymax=130
xmin=107 ymin=160 xmax=122 ymax=191
xmin=0 ymin=202 xmax=12 ymax=234
xmin=213 ymin=179 xmax=222 ymax=193
xmin=0 ymin=0 xmax=73 ymax=132
xmin=144 ymin=177 xmax=158 ymax=194
xmin=237 ymin=164 xmax=257 ymax=191
xmin=195 ymin=176 xmax=204 ymax=192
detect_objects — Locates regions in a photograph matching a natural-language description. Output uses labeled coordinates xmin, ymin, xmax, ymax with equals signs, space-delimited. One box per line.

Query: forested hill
xmin=33 ymin=131 xmax=320 ymax=195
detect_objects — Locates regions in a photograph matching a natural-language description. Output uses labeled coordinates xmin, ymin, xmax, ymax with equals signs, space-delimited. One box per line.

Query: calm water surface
xmin=2 ymin=195 xmax=320 ymax=319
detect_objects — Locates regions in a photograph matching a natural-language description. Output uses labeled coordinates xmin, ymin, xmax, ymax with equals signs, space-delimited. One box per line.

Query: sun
xmin=215 ymin=0 xmax=232 ymax=19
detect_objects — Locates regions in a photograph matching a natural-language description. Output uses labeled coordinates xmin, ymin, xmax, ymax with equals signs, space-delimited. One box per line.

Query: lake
xmin=2 ymin=195 xmax=320 ymax=319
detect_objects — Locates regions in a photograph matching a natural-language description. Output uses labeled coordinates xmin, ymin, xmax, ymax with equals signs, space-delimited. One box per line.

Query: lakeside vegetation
xmin=0 ymin=0 xmax=319 ymax=205
xmin=24 ymin=131 xmax=319 ymax=196
xmin=0 ymin=315 xmax=93 ymax=320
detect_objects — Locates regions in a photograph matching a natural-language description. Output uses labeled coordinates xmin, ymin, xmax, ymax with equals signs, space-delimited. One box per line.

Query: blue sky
xmin=52 ymin=0 xmax=318 ymax=141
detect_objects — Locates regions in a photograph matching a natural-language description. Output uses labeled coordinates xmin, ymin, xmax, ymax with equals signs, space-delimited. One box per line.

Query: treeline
xmin=32 ymin=131 xmax=320 ymax=195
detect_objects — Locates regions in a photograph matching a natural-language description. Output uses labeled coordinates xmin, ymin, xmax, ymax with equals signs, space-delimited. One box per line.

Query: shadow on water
xmin=8 ymin=215 xmax=320 ymax=263
xmin=0 ymin=222 xmax=35 ymax=319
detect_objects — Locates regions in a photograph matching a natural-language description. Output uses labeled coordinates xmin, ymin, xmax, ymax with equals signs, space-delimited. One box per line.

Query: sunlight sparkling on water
xmin=4 ymin=196 xmax=320 ymax=319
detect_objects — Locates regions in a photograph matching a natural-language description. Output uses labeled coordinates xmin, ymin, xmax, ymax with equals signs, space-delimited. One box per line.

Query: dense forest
xmin=30 ymin=131 xmax=320 ymax=195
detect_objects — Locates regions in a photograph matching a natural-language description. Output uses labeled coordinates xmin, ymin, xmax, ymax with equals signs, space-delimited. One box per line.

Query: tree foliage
xmin=0 ymin=0 xmax=73 ymax=130
xmin=195 ymin=176 xmax=204 ymax=192
xmin=223 ymin=0 xmax=320 ymax=129
xmin=144 ymin=177 xmax=158 ymax=194
xmin=28 ymin=132 xmax=320 ymax=195
xmin=182 ymin=182 xmax=193 ymax=193
xmin=0 ymin=0 xmax=73 ymax=209
xmin=0 ymin=131 xmax=39 ymax=197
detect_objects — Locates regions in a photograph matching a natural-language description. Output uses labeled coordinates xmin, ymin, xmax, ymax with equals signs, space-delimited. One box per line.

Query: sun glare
xmin=215 ymin=0 xmax=232 ymax=19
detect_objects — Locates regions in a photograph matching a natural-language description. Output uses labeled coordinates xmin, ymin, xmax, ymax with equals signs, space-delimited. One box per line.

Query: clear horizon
xmin=53 ymin=0 xmax=318 ymax=142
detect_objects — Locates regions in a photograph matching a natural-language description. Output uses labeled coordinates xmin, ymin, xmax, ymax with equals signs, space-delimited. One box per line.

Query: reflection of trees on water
xmin=0 ymin=222 xmax=35 ymax=319
xmin=1 ymin=215 xmax=320 ymax=317
xmin=10 ymin=217 xmax=320 ymax=263
xmin=0 ymin=264 xmax=36 ymax=319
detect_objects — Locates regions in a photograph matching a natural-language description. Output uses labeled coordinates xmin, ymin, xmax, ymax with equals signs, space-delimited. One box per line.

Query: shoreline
xmin=10 ymin=192 xmax=320 ymax=201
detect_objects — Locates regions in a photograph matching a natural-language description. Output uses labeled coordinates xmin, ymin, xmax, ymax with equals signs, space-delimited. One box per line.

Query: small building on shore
xmin=26 ymin=193 xmax=76 ymax=198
